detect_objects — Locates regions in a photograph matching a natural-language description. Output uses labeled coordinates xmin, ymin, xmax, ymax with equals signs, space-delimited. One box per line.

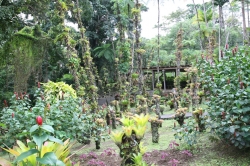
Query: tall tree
xmin=214 ymin=0 xmax=229 ymax=60
xmin=241 ymin=0 xmax=247 ymax=43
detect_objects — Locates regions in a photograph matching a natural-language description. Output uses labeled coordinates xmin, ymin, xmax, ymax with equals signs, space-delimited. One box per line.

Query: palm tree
xmin=241 ymin=0 xmax=247 ymax=43
xmin=214 ymin=0 xmax=229 ymax=61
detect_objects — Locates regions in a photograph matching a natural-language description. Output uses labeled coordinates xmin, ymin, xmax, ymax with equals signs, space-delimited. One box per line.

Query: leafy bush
xmin=198 ymin=46 xmax=250 ymax=149
xmin=0 ymin=84 xmax=106 ymax=148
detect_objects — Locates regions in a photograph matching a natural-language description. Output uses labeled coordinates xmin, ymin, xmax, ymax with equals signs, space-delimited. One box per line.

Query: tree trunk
xmin=192 ymin=0 xmax=203 ymax=51
xmin=202 ymin=0 xmax=211 ymax=47
xmin=135 ymin=0 xmax=143 ymax=95
xmin=157 ymin=0 xmax=160 ymax=83
xmin=247 ymin=1 xmax=250 ymax=27
xmin=219 ymin=6 xmax=222 ymax=61
xmin=151 ymin=122 xmax=160 ymax=143
xmin=242 ymin=0 xmax=247 ymax=44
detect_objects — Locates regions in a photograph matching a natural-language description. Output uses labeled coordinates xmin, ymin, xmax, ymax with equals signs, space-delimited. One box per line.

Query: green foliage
xmin=198 ymin=46 xmax=250 ymax=149
xmin=174 ymin=118 xmax=200 ymax=146
xmin=0 ymin=85 xmax=106 ymax=148
xmin=1 ymin=121 xmax=77 ymax=166
xmin=42 ymin=81 xmax=77 ymax=103
xmin=93 ymin=44 xmax=115 ymax=62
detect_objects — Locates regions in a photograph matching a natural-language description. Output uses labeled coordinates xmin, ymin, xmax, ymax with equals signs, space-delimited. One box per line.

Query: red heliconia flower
xmin=240 ymin=82 xmax=244 ymax=89
xmin=221 ymin=111 xmax=225 ymax=119
xmin=20 ymin=93 xmax=23 ymax=100
xmin=12 ymin=113 xmax=14 ymax=118
xmin=38 ymin=82 xmax=40 ymax=88
xmin=15 ymin=92 xmax=18 ymax=100
xmin=4 ymin=100 xmax=8 ymax=107
xmin=227 ymin=79 xmax=230 ymax=84
xmin=225 ymin=44 xmax=229 ymax=49
xmin=36 ymin=116 xmax=43 ymax=126
xmin=221 ymin=50 xmax=223 ymax=58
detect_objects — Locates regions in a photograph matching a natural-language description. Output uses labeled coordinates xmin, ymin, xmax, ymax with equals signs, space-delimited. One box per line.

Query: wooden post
xmin=152 ymin=71 xmax=155 ymax=91
xmin=163 ymin=70 xmax=166 ymax=91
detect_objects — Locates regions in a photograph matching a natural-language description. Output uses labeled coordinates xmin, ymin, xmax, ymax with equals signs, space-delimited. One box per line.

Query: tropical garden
xmin=1 ymin=0 xmax=250 ymax=165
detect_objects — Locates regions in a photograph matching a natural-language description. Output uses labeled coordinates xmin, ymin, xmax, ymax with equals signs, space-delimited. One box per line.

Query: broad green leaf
xmin=41 ymin=124 xmax=54 ymax=133
xmin=30 ymin=125 xmax=39 ymax=133
xmin=14 ymin=149 xmax=39 ymax=163
xmin=48 ymin=136 xmax=63 ymax=144
xmin=33 ymin=134 xmax=49 ymax=149
xmin=37 ymin=152 xmax=65 ymax=166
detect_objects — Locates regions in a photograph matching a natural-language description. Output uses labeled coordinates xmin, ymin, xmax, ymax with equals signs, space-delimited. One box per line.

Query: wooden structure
xmin=142 ymin=65 xmax=190 ymax=91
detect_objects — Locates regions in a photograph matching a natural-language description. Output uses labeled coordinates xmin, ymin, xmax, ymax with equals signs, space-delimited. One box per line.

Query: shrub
xmin=0 ymin=83 xmax=106 ymax=148
xmin=198 ymin=46 xmax=250 ymax=149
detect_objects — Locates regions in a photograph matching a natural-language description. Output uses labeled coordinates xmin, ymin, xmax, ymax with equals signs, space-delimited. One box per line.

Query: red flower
xmin=36 ymin=116 xmax=43 ymax=126
xmin=221 ymin=112 xmax=225 ymax=119
xmin=12 ymin=113 xmax=14 ymax=118
xmin=38 ymin=82 xmax=40 ymax=88
xmin=4 ymin=100 xmax=8 ymax=107
xmin=225 ymin=44 xmax=229 ymax=49
xmin=235 ymin=46 xmax=238 ymax=52
xmin=14 ymin=92 xmax=18 ymax=100
xmin=240 ymin=82 xmax=244 ymax=89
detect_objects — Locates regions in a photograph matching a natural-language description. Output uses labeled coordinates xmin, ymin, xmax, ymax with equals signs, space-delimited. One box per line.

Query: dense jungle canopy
xmin=0 ymin=0 xmax=249 ymax=108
